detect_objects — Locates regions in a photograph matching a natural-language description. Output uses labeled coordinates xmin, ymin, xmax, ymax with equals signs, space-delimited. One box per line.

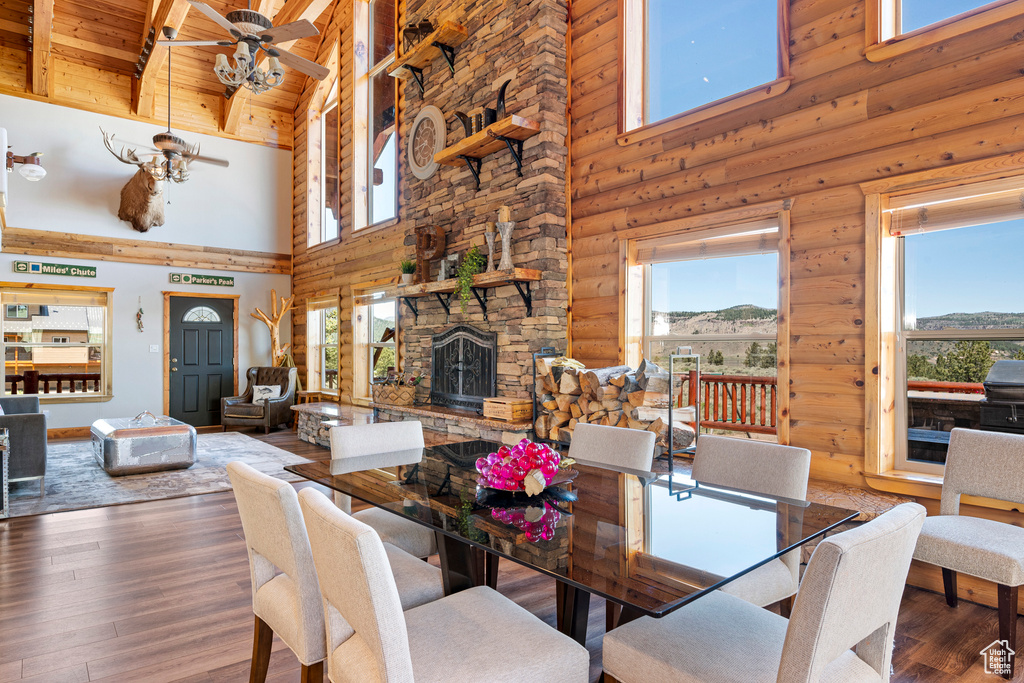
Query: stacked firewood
xmin=533 ymin=357 xmax=695 ymax=456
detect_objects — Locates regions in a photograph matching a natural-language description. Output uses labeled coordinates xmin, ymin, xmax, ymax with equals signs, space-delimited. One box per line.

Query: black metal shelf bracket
xmin=400 ymin=296 xmax=419 ymax=323
xmin=407 ymin=65 xmax=425 ymax=94
xmin=470 ymin=287 xmax=488 ymax=321
xmin=513 ymin=280 xmax=533 ymax=316
xmin=433 ymin=292 xmax=451 ymax=320
xmin=432 ymin=41 xmax=456 ymax=74
xmin=496 ymin=135 xmax=525 ymax=176
xmin=459 ymin=154 xmax=482 ymax=190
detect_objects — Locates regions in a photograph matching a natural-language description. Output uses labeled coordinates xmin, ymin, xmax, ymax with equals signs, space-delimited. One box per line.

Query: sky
xmin=650 ymin=253 xmax=778 ymax=313
xmin=646 ymin=1 xmax=994 ymax=122
xmin=904 ymin=218 xmax=1024 ymax=319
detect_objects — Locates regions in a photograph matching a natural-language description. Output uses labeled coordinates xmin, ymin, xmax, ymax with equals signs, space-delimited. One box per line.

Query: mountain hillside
xmin=654 ymin=304 xmax=778 ymax=336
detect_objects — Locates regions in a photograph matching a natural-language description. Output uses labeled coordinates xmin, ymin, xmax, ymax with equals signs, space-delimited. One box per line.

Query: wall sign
xmin=169 ymin=273 xmax=235 ymax=287
xmin=13 ymin=261 xmax=97 ymax=278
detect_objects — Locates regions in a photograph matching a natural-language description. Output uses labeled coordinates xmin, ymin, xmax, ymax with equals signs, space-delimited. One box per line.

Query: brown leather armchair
xmin=222 ymin=367 xmax=297 ymax=433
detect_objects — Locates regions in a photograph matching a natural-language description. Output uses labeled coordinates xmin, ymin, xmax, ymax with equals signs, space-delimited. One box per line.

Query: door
xmin=168 ymin=296 xmax=235 ymax=427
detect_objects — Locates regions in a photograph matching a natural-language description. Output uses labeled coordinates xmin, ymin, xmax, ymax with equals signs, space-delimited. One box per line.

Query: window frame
xmin=865 ymin=0 xmax=1024 ymax=62
xmin=618 ymin=0 xmax=792 ymax=146
xmin=620 ymin=201 xmax=792 ymax=443
xmin=319 ymin=97 xmax=341 ymax=247
xmin=305 ymin=45 xmax=340 ymax=251
xmin=306 ymin=295 xmax=340 ymax=396
xmin=352 ymin=288 xmax=399 ymax=401
xmin=354 ymin=0 xmax=399 ymax=231
xmin=863 ymin=160 xmax=1024 ymax=490
xmin=0 ymin=283 xmax=113 ymax=403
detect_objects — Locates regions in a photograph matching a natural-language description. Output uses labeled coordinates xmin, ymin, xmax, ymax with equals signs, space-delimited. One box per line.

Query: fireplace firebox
xmin=430 ymin=325 xmax=497 ymax=414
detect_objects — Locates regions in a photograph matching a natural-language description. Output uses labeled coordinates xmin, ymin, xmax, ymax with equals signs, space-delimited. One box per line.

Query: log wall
xmin=569 ymin=0 xmax=1024 ymax=487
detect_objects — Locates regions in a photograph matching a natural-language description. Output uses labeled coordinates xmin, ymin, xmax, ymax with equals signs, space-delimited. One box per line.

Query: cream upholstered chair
xmin=298 ymin=486 xmax=590 ymax=683
xmin=692 ymin=435 xmax=812 ymax=613
xmin=330 ymin=421 xmax=438 ymax=559
xmin=227 ymin=462 xmax=444 ymax=683
xmin=913 ymin=428 xmax=1024 ymax=679
xmin=568 ymin=422 xmax=656 ymax=472
xmin=603 ymin=502 xmax=926 ymax=683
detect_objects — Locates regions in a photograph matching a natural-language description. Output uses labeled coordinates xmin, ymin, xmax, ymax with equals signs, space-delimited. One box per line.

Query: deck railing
xmin=676 ymin=371 xmax=778 ymax=435
xmin=906 ymin=380 xmax=984 ymax=395
xmin=7 ymin=371 xmax=102 ymax=394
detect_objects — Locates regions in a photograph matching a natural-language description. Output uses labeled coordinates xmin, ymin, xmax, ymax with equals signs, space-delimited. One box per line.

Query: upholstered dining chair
xmin=692 ymin=435 xmax=812 ymax=615
xmin=569 ymin=422 xmax=657 ymax=472
xmin=227 ymin=461 xmax=444 ymax=683
xmin=330 ymin=421 xmax=438 ymax=559
xmin=913 ymin=428 xmax=1024 ymax=679
xmin=298 ymin=487 xmax=590 ymax=683
xmin=602 ymin=502 xmax=926 ymax=683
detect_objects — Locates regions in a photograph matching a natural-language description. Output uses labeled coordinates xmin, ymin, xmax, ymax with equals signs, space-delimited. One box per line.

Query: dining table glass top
xmin=285 ymin=439 xmax=859 ymax=618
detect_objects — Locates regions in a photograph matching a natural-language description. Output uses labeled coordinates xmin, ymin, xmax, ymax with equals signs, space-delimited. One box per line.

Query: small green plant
xmin=455 ymin=246 xmax=486 ymax=313
xmin=399 ymin=259 xmax=416 ymax=274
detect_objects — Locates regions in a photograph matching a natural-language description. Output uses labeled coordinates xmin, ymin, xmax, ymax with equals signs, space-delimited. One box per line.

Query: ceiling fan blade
xmin=156 ymin=39 xmax=230 ymax=47
xmin=187 ymin=0 xmax=241 ymax=37
xmin=273 ymin=47 xmax=330 ymax=81
xmin=261 ymin=19 xmax=319 ymax=44
xmin=186 ymin=154 xmax=231 ymax=168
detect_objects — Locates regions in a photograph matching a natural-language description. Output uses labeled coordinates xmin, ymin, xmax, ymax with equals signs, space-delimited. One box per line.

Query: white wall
xmin=0 ymin=94 xmax=291 ymax=253
xmin=0 ymin=94 xmax=293 ymax=428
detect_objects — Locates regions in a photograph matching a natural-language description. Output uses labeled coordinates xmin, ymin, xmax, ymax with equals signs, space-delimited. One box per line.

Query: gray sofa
xmin=0 ymin=396 xmax=47 ymax=496
xmin=221 ymin=367 xmax=297 ymax=433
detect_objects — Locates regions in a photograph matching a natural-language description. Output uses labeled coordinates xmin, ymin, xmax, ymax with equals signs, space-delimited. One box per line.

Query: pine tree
xmin=935 ymin=341 xmax=995 ymax=383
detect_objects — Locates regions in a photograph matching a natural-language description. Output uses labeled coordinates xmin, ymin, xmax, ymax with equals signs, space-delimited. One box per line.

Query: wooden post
xmin=251 ymin=289 xmax=295 ymax=366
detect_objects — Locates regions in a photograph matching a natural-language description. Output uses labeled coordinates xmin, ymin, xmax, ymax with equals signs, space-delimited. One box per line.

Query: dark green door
xmin=169 ymin=297 xmax=234 ymax=427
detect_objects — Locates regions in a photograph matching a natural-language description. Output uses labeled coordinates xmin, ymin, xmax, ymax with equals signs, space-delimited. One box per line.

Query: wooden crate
xmin=372 ymin=384 xmax=415 ymax=406
xmin=483 ymin=397 xmax=533 ymax=422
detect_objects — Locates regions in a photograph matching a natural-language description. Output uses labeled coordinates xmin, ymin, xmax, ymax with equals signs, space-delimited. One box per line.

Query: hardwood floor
xmin=0 ymin=429 xmax=1018 ymax=681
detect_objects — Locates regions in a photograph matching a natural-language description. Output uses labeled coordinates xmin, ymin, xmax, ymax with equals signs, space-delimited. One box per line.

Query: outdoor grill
xmin=980 ymin=360 xmax=1024 ymax=435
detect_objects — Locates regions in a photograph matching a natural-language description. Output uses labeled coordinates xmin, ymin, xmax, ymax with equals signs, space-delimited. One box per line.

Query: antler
xmin=100 ymin=128 xmax=146 ymax=168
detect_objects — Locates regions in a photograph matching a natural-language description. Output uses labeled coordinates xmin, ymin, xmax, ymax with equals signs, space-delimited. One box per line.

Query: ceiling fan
xmin=157 ymin=1 xmax=330 ymax=97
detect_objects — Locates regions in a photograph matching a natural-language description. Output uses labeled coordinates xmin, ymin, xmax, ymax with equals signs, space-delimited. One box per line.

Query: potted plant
xmin=399 ymin=259 xmax=416 ymax=285
xmin=454 ymin=246 xmax=486 ymax=313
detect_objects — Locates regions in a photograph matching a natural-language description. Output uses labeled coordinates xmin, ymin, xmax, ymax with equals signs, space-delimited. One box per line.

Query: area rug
xmin=6 ymin=432 xmax=311 ymax=518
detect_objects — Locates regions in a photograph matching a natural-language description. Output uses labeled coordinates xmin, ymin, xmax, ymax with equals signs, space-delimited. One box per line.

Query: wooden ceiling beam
xmin=29 ymin=0 xmax=55 ymax=97
xmin=220 ymin=0 xmax=332 ymax=134
xmin=294 ymin=1 xmax=341 ymax=115
xmin=131 ymin=0 xmax=191 ymax=119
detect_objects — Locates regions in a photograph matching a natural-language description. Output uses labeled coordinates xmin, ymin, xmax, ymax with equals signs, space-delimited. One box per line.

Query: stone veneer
xmin=372 ymin=403 xmax=533 ymax=445
xmin=396 ymin=0 xmax=570 ymax=404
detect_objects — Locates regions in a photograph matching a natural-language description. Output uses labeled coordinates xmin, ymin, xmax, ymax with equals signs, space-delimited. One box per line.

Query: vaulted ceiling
xmin=0 ymin=0 xmax=338 ymax=148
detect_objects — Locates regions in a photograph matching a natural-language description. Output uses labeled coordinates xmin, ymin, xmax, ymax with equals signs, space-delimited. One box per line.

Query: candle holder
xmin=484 ymin=232 xmax=496 ymax=272
xmin=497 ymin=221 xmax=515 ymax=271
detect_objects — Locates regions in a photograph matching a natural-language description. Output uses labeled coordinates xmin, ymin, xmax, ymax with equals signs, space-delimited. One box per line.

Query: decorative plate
xmin=407 ymin=105 xmax=446 ymax=180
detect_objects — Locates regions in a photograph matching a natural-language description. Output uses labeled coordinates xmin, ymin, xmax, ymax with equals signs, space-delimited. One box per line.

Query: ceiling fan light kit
xmin=157 ymin=1 xmax=329 ymax=98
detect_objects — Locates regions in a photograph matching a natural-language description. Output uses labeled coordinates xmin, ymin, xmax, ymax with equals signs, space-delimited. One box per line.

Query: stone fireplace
xmin=430 ymin=325 xmax=497 ymax=414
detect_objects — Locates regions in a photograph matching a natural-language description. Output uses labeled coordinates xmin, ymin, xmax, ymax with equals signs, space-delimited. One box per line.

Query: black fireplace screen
xmin=431 ymin=325 xmax=497 ymax=413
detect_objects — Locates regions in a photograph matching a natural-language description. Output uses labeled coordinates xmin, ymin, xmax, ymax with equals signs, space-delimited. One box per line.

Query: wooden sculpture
xmin=252 ymin=289 xmax=294 ymax=366
xmin=414 ymin=224 xmax=446 ymax=284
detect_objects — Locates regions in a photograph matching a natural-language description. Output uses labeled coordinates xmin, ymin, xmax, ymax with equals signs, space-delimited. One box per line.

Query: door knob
xmin=171 ymin=367 xmax=178 ymax=372
xmin=171 ymin=357 xmax=178 ymax=362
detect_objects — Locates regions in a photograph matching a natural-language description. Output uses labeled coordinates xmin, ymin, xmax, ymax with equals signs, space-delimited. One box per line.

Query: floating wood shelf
xmin=388 ymin=21 xmax=468 ymax=93
xmin=398 ymin=268 xmax=541 ymax=322
xmin=434 ymin=115 xmax=541 ymax=190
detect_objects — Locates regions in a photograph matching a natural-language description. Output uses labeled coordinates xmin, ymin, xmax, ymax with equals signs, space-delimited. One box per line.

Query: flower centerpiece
xmin=491 ymin=501 xmax=563 ymax=543
xmin=475 ymin=438 xmax=576 ymax=497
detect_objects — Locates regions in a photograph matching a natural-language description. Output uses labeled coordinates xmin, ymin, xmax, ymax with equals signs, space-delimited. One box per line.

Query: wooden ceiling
xmin=0 ymin=0 xmax=338 ymax=148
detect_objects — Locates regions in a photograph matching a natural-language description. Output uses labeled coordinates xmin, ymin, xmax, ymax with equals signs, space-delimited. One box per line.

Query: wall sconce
xmin=6 ymin=150 xmax=46 ymax=181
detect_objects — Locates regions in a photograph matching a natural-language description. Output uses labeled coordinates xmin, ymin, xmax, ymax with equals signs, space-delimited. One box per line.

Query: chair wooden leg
xmin=300 ymin=661 xmax=324 ymax=683
xmin=601 ymin=672 xmax=621 ymax=683
xmin=264 ymin=426 xmax=270 ymax=435
xmin=779 ymin=595 xmax=794 ymax=618
xmin=606 ymin=602 xmax=621 ymax=631
xmin=249 ymin=615 xmax=273 ymax=683
xmin=942 ymin=567 xmax=958 ymax=608
xmin=998 ymin=584 xmax=1018 ymax=680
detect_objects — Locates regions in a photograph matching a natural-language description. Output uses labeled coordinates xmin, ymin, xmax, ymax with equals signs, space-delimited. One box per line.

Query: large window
xmin=307 ymin=69 xmax=340 ymax=249
xmin=622 ymin=0 xmax=789 ymax=133
xmin=640 ymin=222 xmax=780 ymax=437
xmin=363 ymin=0 xmax=397 ymax=227
xmin=888 ymin=179 xmax=1024 ymax=472
xmin=1 ymin=285 xmax=112 ymax=401
xmin=306 ymin=296 xmax=339 ymax=395
xmin=353 ymin=290 xmax=397 ymax=399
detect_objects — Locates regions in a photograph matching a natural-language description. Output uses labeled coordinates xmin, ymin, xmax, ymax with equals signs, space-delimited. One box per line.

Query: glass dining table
xmin=285 ymin=439 xmax=859 ymax=644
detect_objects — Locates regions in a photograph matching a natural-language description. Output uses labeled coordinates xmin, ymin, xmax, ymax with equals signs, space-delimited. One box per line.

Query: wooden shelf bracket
xmin=388 ymin=22 xmax=468 ymax=95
